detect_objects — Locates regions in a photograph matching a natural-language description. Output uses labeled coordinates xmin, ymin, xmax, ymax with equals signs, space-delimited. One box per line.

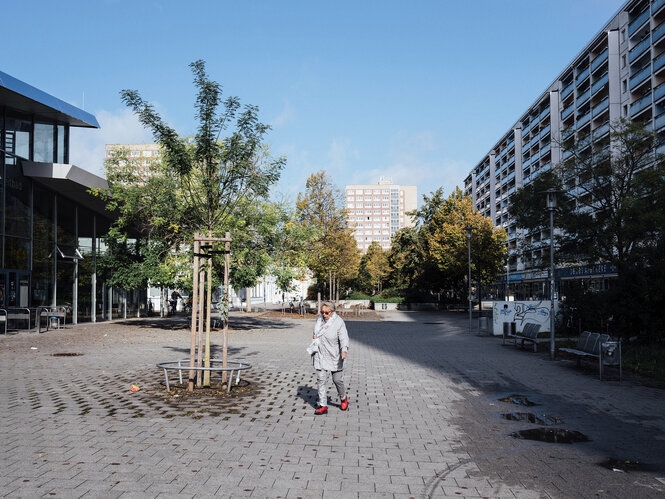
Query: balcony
xmin=654 ymin=21 xmax=665 ymax=45
xmin=655 ymin=0 xmax=665 ymax=16
xmin=576 ymin=88 xmax=591 ymax=107
xmin=628 ymin=9 xmax=650 ymax=37
xmin=539 ymin=107 xmax=550 ymax=120
xmin=576 ymin=67 xmax=590 ymax=85
xmin=630 ymin=92 xmax=653 ymax=115
xmin=592 ymin=121 xmax=610 ymax=140
xmin=540 ymin=123 xmax=551 ymax=139
xmin=561 ymin=104 xmax=575 ymax=120
xmin=591 ymin=49 xmax=609 ymax=72
xmin=561 ymin=82 xmax=574 ymax=99
xmin=655 ymin=81 xmax=665 ymax=101
xmin=655 ymin=112 xmax=665 ymax=129
xmin=654 ymin=51 xmax=665 ymax=72
xmin=630 ymin=35 xmax=652 ymax=64
xmin=591 ymin=72 xmax=609 ymax=96
xmin=562 ymin=148 xmax=574 ymax=160
xmin=578 ymin=111 xmax=592 ymax=127
xmin=630 ymin=64 xmax=652 ymax=89
xmin=540 ymin=143 xmax=551 ymax=156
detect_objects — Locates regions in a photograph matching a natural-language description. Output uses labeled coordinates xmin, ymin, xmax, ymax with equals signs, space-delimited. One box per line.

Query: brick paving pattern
xmin=1 ymin=311 xmax=664 ymax=498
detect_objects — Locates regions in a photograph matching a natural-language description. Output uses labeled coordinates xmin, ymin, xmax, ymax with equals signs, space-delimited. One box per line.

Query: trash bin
xmin=479 ymin=316 xmax=489 ymax=330
xmin=600 ymin=340 xmax=622 ymax=381
xmin=601 ymin=341 xmax=621 ymax=366
xmin=503 ymin=322 xmax=516 ymax=336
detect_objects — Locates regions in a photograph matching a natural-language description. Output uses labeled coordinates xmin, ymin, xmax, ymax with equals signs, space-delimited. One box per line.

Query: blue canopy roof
xmin=0 ymin=70 xmax=99 ymax=128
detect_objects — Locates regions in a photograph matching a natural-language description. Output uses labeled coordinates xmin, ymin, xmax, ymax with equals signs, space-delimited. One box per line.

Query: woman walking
xmin=311 ymin=301 xmax=349 ymax=415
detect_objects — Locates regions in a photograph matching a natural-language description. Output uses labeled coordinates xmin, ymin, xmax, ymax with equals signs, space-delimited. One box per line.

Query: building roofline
xmin=0 ymin=70 xmax=100 ymax=128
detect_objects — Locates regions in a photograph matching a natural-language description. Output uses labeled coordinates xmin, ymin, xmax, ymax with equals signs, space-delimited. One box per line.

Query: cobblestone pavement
xmin=1 ymin=311 xmax=664 ymax=498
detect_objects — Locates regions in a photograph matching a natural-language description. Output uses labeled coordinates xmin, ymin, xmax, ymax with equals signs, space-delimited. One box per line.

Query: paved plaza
xmin=1 ymin=310 xmax=664 ymax=498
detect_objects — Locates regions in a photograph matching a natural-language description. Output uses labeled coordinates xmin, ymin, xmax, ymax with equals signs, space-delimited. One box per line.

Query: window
xmin=621 ymin=28 xmax=626 ymax=42
xmin=621 ymin=54 xmax=626 ymax=68
xmin=142 ymin=150 xmax=152 ymax=157
xmin=623 ymin=104 xmax=628 ymax=117
xmin=131 ymin=150 xmax=140 ymax=157
xmin=622 ymin=79 xmax=627 ymax=93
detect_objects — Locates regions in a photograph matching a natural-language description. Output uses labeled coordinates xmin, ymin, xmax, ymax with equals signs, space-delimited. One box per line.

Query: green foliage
xmin=346 ymin=291 xmax=371 ymax=300
xmin=296 ymin=171 xmax=359 ymax=299
xmin=511 ymin=119 xmax=665 ymax=339
xmin=98 ymin=60 xmax=290 ymax=295
xmin=369 ymin=295 xmax=404 ymax=303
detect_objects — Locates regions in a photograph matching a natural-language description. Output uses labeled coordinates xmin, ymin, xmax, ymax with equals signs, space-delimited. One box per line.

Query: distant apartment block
xmin=464 ymin=0 xmax=665 ymax=297
xmin=105 ymin=143 xmax=162 ymax=181
xmin=345 ymin=177 xmax=417 ymax=251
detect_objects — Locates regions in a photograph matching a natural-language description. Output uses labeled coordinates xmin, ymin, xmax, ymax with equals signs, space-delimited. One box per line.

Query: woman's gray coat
xmin=312 ymin=312 xmax=349 ymax=371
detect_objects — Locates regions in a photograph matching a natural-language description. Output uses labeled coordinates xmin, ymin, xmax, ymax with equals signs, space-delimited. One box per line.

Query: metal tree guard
xmin=188 ymin=231 xmax=232 ymax=391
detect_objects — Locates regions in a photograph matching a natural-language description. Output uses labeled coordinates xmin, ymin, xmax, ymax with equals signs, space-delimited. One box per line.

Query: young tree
xmin=296 ymin=171 xmax=359 ymax=299
xmin=362 ymin=242 xmax=389 ymax=295
xmin=102 ymin=60 xmax=285 ymax=385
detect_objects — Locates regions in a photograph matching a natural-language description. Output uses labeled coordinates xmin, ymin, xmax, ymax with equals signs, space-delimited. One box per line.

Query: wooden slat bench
xmin=503 ymin=322 xmax=544 ymax=352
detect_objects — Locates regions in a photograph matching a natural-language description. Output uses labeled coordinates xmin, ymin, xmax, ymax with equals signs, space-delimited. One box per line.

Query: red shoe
xmin=340 ymin=397 xmax=348 ymax=411
xmin=314 ymin=406 xmax=328 ymax=415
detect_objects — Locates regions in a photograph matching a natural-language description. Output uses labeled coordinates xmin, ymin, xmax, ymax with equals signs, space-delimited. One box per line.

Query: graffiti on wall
xmin=492 ymin=301 xmax=553 ymax=336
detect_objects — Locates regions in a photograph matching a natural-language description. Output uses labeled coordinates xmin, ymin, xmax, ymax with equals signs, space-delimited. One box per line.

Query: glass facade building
xmin=0 ymin=70 xmax=142 ymax=323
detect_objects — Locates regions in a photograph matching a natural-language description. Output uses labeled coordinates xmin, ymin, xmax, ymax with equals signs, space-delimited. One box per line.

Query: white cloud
xmin=271 ymin=99 xmax=295 ymax=128
xmin=69 ymin=108 xmax=153 ymax=178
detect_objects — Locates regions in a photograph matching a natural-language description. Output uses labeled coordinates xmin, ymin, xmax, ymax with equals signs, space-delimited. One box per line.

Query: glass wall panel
xmin=33 ymin=183 xmax=54 ymax=241
xmin=57 ymin=125 xmax=66 ymax=163
xmin=0 ymin=274 xmax=5 ymax=308
xmin=5 ymin=117 xmax=31 ymax=162
xmin=5 ymin=236 xmax=30 ymax=270
xmin=34 ymin=123 xmax=55 ymax=162
xmin=78 ymin=208 xmax=95 ymax=322
xmin=32 ymin=239 xmax=54 ymax=307
xmin=5 ymin=165 xmax=30 ymax=238
xmin=57 ymin=196 xmax=76 ymax=245
xmin=95 ymin=216 xmax=111 ymax=321
xmin=56 ymin=259 xmax=74 ymax=322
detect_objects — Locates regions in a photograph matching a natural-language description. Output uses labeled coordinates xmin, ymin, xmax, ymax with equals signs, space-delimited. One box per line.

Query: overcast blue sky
xmin=4 ymin=0 xmax=625 ymax=203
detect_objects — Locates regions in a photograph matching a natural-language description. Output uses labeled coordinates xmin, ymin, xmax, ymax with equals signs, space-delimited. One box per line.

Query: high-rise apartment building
xmin=464 ymin=0 xmax=664 ymax=298
xmin=345 ymin=177 xmax=417 ymax=251
xmin=105 ymin=143 xmax=162 ymax=181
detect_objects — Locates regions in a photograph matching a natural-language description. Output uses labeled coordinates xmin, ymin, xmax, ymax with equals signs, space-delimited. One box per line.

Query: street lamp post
xmin=465 ymin=227 xmax=473 ymax=334
xmin=545 ymin=190 xmax=558 ymax=360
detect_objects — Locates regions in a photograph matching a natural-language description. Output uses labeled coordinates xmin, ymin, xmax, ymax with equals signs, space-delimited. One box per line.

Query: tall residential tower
xmin=345 ymin=177 xmax=417 ymax=251
xmin=464 ymin=0 xmax=664 ymax=298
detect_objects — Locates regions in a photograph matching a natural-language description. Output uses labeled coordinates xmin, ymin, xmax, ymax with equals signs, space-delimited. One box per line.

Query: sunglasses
xmin=321 ymin=310 xmax=332 ymax=315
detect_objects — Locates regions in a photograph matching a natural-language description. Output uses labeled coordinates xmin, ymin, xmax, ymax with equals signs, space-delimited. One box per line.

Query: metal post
xmin=465 ymin=227 xmax=473 ymax=334
xmin=549 ymin=207 xmax=555 ymax=360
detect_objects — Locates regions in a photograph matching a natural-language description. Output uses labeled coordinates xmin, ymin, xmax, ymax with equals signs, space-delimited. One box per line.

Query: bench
xmin=503 ymin=322 xmax=543 ymax=352
xmin=559 ymin=331 xmax=622 ymax=380
xmin=0 ymin=308 xmax=31 ymax=334
xmin=36 ymin=307 xmax=67 ymax=333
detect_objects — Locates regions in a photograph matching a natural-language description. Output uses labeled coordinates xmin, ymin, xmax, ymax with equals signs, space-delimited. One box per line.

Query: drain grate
xmin=51 ymin=353 xmax=84 ymax=357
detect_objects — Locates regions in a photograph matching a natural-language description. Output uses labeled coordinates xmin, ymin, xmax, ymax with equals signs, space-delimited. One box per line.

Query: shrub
xmin=346 ymin=291 xmax=371 ymax=300
xmin=370 ymin=294 xmax=404 ymax=304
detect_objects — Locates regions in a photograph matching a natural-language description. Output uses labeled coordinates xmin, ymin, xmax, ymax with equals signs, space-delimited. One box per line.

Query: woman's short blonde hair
xmin=321 ymin=301 xmax=336 ymax=312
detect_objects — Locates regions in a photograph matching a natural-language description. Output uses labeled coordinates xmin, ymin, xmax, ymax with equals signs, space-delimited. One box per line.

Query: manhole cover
xmin=51 ymin=353 xmax=84 ymax=357
xmin=501 ymin=412 xmax=561 ymax=425
xmin=498 ymin=394 xmax=538 ymax=406
xmin=510 ymin=428 xmax=589 ymax=444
